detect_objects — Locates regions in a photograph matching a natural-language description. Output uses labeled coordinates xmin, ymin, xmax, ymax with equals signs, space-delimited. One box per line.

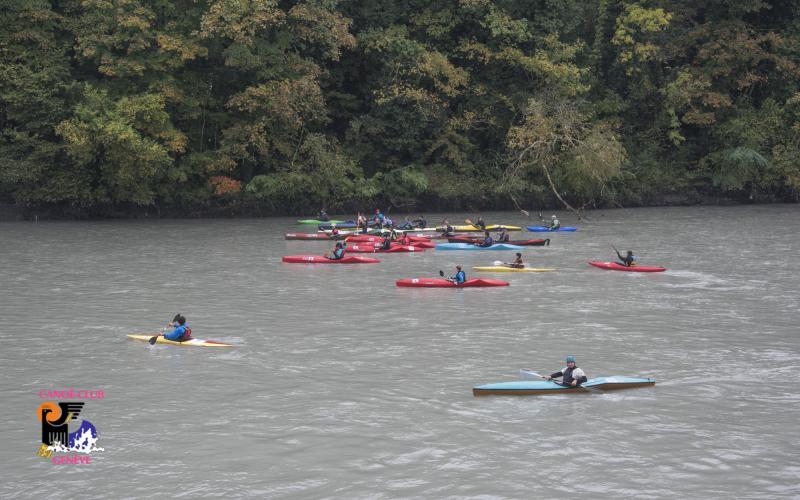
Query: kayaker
xmin=396 ymin=217 xmax=414 ymax=230
xmin=373 ymin=209 xmax=385 ymax=228
xmin=330 ymin=223 xmax=339 ymax=238
xmin=550 ymin=215 xmax=560 ymax=230
xmin=380 ymin=234 xmax=392 ymax=251
xmin=506 ymin=252 xmax=524 ymax=269
xmin=544 ymin=355 xmax=587 ymax=387
xmin=163 ymin=314 xmax=192 ymax=342
xmin=476 ymin=231 xmax=494 ymax=248
xmin=496 ymin=228 xmax=510 ymax=243
xmin=357 ymin=213 xmax=368 ymax=233
xmin=442 ymin=219 xmax=455 ymax=236
xmin=447 ymin=265 xmax=466 ymax=285
xmin=327 ymin=242 xmax=346 ymax=260
xmin=616 ymin=249 xmax=637 ymax=267
xmin=474 ymin=217 xmax=486 ymax=230
xmin=389 ymin=229 xmax=399 ymax=241
xmin=412 ymin=215 xmax=427 ymax=228
xmin=397 ymin=233 xmax=411 ymax=246
xmin=318 ymin=209 xmax=330 ymax=222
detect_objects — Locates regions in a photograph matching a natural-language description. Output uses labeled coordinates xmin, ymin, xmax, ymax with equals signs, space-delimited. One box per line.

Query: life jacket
xmin=178 ymin=326 xmax=192 ymax=341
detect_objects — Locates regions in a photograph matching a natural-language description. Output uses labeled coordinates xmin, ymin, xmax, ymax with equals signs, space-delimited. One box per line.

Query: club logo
xmin=36 ymin=390 xmax=104 ymax=464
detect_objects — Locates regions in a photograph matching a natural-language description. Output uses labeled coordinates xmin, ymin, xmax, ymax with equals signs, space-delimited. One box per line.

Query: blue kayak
xmin=473 ymin=376 xmax=655 ymax=396
xmin=526 ymin=226 xmax=577 ymax=232
xmin=436 ymin=243 xmax=524 ymax=251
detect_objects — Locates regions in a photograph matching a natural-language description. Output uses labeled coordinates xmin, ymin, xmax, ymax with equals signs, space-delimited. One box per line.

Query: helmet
xmin=565 ymin=355 xmax=576 ymax=363
xmin=551 ymin=215 xmax=557 ymax=219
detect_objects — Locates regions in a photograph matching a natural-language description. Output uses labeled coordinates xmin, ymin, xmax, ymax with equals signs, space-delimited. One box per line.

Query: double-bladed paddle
xmin=519 ymin=368 xmax=597 ymax=390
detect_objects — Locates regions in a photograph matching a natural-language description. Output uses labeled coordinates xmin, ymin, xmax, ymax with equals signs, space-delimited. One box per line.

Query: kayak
xmin=396 ymin=278 xmax=509 ymax=288
xmin=526 ymin=226 xmax=577 ymax=232
xmin=127 ymin=334 xmax=233 ymax=347
xmin=448 ymin=237 xmax=550 ymax=247
xmin=318 ymin=222 xmax=360 ymax=230
xmin=473 ymin=376 xmax=656 ymax=396
xmin=451 ymin=224 xmax=522 ymax=232
xmin=282 ymin=255 xmax=380 ymax=264
xmin=346 ymin=235 xmax=432 ymax=244
xmin=285 ymin=232 xmax=345 ymax=240
xmin=297 ymin=219 xmax=345 ymax=225
xmin=347 ymin=244 xmax=425 ymax=253
xmin=436 ymin=243 xmax=524 ymax=251
xmin=588 ymin=261 xmax=666 ymax=272
xmin=473 ymin=266 xmax=557 ymax=273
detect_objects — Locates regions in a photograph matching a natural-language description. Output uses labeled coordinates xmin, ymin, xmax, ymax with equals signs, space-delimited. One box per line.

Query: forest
xmin=1 ymin=0 xmax=799 ymax=216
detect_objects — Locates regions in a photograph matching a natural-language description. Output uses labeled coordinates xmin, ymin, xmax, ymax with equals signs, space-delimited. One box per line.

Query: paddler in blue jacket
xmin=476 ymin=231 xmax=494 ymax=247
xmin=318 ymin=208 xmax=330 ymax=222
xmin=327 ymin=242 xmax=346 ymax=260
xmin=163 ymin=314 xmax=191 ymax=341
xmin=544 ymin=355 xmax=587 ymax=387
xmin=373 ymin=209 xmax=385 ymax=228
xmin=616 ymin=249 xmax=636 ymax=267
xmin=445 ymin=265 xmax=466 ymax=285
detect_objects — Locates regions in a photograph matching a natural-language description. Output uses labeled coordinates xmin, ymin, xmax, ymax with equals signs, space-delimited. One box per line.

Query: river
xmin=1 ymin=205 xmax=798 ymax=498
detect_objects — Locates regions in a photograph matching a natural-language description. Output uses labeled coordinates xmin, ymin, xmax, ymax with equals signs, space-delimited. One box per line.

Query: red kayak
xmin=447 ymin=237 xmax=549 ymax=246
xmin=396 ymin=278 xmax=509 ymax=288
xmin=285 ymin=232 xmax=334 ymax=240
xmin=347 ymin=244 xmax=425 ymax=253
xmin=282 ymin=255 xmax=380 ymax=264
xmin=346 ymin=235 xmax=431 ymax=244
xmin=588 ymin=261 xmax=666 ymax=272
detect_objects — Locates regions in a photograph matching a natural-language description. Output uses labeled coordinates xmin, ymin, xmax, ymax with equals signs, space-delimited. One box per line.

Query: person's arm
xmin=616 ymin=250 xmax=624 ymax=261
xmin=544 ymin=371 xmax=563 ymax=380
xmin=572 ymin=368 xmax=587 ymax=386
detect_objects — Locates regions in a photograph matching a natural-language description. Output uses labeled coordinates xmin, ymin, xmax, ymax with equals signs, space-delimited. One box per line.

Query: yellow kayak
xmin=452 ymin=224 xmax=522 ymax=232
xmin=473 ymin=266 xmax=557 ymax=273
xmin=127 ymin=334 xmax=233 ymax=347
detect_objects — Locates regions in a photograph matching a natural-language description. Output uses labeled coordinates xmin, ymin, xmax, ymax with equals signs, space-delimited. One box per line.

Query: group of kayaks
xmin=128 ymin=215 xmax=659 ymax=397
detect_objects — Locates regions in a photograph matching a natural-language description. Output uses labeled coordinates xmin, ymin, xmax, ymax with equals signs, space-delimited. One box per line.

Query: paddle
xmin=519 ymin=368 xmax=597 ymax=390
xmin=148 ymin=327 xmax=168 ymax=345
xmin=439 ymin=270 xmax=444 ymax=277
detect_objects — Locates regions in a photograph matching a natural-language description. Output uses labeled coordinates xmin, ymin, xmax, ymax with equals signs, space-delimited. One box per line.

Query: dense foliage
xmin=1 ymin=0 xmax=798 ymax=215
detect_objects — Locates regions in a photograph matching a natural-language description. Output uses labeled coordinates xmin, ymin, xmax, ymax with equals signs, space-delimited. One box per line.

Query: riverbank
xmin=0 ymin=193 xmax=769 ymax=221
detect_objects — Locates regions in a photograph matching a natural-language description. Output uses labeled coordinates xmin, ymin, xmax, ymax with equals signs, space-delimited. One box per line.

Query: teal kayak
xmin=436 ymin=243 xmax=524 ymax=251
xmin=298 ymin=219 xmax=345 ymax=225
xmin=473 ymin=376 xmax=655 ymax=396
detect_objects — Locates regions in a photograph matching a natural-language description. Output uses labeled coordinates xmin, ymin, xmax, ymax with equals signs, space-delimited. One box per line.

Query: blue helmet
xmin=565 ymin=355 xmax=576 ymax=363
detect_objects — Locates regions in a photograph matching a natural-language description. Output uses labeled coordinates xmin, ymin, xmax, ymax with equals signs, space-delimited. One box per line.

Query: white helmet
xmin=551 ymin=215 xmax=556 ymax=219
